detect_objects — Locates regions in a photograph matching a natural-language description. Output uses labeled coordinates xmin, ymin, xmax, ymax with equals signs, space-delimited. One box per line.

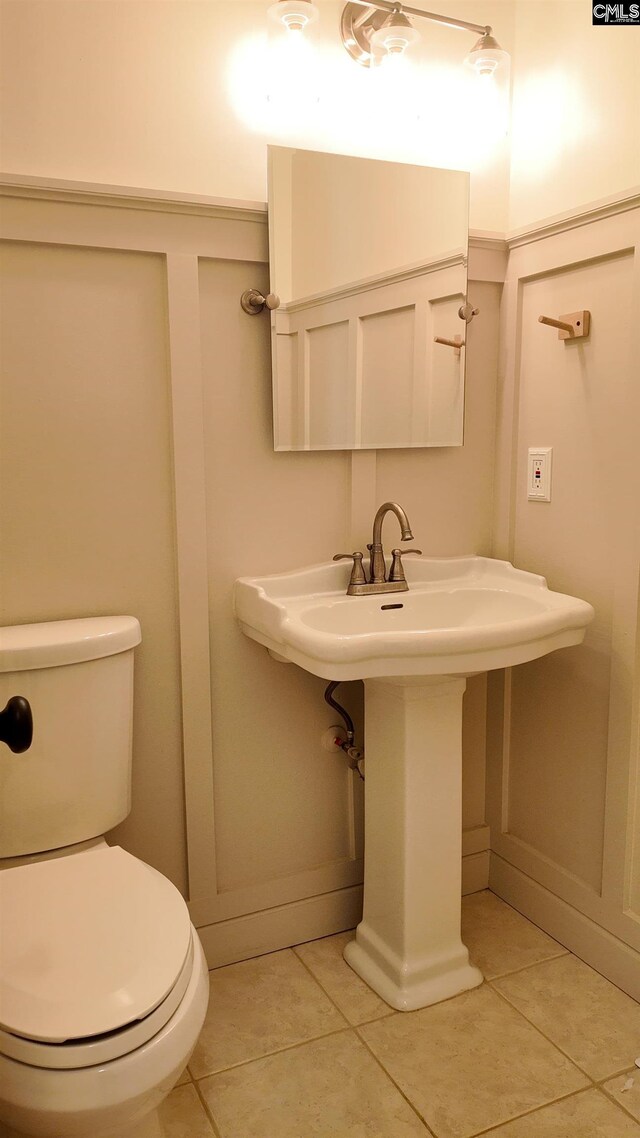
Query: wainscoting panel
xmin=360 ymin=305 xmax=416 ymax=447
xmin=1 ymin=179 xmax=495 ymax=969
xmin=488 ymin=201 xmax=640 ymax=999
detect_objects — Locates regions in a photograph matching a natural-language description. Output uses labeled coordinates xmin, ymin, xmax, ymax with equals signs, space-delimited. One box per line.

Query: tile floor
xmin=135 ymin=891 xmax=640 ymax=1138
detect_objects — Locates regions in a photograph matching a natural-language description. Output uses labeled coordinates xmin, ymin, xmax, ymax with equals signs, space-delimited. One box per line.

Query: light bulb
xmin=268 ymin=0 xmax=319 ymax=33
xmin=464 ymin=32 xmax=509 ymax=77
xmin=370 ymin=12 xmax=420 ymax=59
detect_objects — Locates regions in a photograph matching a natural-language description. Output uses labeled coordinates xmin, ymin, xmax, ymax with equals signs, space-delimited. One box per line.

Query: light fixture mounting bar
xmin=344 ymin=0 xmax=490 ymax=37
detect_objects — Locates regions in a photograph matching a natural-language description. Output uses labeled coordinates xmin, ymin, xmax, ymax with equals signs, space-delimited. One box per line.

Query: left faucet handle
xmin=333 ymin=552 xmax=366 ymax=587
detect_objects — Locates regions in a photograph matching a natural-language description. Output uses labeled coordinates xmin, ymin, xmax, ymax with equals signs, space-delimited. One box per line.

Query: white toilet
xmin=0 ymin=617 xmax=210 ymax=1138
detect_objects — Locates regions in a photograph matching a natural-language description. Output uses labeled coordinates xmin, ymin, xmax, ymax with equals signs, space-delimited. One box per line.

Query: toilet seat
xmin=0 ymin=937 xmax=194 ymax=1070
xmin=0 ymin=845 xmax=192 ymax=1067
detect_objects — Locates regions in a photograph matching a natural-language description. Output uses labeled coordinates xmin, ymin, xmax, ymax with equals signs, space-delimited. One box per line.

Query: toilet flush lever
xmin=0 ymin=696 xmax=33 ymax=753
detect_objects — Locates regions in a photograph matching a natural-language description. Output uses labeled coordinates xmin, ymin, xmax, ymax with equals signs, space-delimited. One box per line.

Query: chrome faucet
xmin=334 ymin=502 xmax=422 ymax=596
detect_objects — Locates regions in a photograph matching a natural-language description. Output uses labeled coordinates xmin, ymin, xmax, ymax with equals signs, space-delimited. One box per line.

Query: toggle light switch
xmin=527 ymin=447 xmax=552 ymax=501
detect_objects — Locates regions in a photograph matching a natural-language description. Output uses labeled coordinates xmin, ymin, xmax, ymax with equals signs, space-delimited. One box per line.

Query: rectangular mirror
xmin=268 ymin=146 xmax=469 ymax=451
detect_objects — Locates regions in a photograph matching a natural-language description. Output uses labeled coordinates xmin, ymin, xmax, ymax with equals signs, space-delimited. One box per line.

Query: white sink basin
xmin=234 ymin=555 xmax=594 ymax=680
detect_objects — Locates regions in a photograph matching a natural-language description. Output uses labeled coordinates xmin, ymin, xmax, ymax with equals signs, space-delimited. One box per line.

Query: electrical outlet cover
xmin=528 ymin=447 xmax=552 ymax=501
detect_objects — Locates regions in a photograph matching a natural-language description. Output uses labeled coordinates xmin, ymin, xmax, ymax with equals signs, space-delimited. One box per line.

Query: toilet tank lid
xmin=0 ymin=616 xmax=141 ymax=671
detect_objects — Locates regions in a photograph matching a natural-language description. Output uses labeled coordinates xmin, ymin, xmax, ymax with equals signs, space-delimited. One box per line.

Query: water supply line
xmin=324 ymin=681 xmax=365 ymax=780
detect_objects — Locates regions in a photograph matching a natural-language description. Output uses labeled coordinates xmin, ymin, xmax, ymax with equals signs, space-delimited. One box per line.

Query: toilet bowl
xmin=0 ymin=617 xmax=210 ymax=1137
xmin=0 ymin=842 xmax=210 ymax=1138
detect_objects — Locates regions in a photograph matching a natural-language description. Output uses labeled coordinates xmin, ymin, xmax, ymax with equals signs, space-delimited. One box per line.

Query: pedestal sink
xmin=234 ymin=556 xmax=594 ymax=1010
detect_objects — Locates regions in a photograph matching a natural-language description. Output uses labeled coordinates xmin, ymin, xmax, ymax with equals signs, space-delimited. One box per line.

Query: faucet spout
xmin=370 ymin=502 xmax=414 ymax=584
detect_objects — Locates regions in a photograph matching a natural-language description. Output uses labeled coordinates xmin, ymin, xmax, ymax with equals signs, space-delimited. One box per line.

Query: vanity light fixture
xmin=269 ymin=0 xmax=508 ymax=74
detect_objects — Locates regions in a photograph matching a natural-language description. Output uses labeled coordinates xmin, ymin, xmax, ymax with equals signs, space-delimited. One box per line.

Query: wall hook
xmin=538 ymin=310 xmax=590 ymax=341
xmin=241 ymin=288 xmax=280 ymax=315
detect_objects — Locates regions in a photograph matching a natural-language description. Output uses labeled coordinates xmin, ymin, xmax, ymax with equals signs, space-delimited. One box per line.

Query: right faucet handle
xmin=333 ymin=552 xmax=367 ymax=587
xmin=389 ymin=548 xmax=423 ymax=583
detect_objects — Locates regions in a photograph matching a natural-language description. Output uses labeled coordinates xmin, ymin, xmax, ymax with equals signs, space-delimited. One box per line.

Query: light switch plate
xmin=528 ymin=447 xmax=552 ymax=501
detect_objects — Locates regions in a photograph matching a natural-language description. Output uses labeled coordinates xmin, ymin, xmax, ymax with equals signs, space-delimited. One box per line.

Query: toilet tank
xmin=0 ymin=616 xmax=141 ymax=858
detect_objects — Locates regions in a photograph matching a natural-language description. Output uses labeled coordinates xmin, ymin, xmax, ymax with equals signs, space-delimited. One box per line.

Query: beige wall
xmin=509 ymin=0 xmax=640 ymax=230
xmin=0 ymin=239 xmax=187 ymax=892
xmin=0 ymin=0 xmax=512 ymax=232
xmin=2 ymin=1 xmax=637 ymax=236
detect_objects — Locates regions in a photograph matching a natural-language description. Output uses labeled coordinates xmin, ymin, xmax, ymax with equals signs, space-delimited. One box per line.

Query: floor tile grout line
xmin=191 ymin=1075 xmax=225 ymax=1138
xmin=353 ymin=1025 xmax=438 ymax=1137
xmin=292 ymin=940 xmax=399 ymax=1029
xmin=597 ymin=1075 xmax=640 ymax=1125
xmin=185 ymin=1052 xmax=639 ymax=1138
xmin=190 ymin=1024 xmax=354 ymax=1081
xmin=187 ymin=946 xmax=351 ymax=1081
xmin=191 ymin=1022 xmax=436 ymax=1135
xmin=291 ymin=943 xmax=354 ymax=1027
xmin=481 ymin=948 xmax=570 ymax=983
xmin=463 ymin=1085 xmax=610 ymax=1137
xmin=595 ymin=1064 xmax=640 ymax=1085
xmin=488 ymin=950 xmax=640 ymax=1080
xmin=488 ymin=981 xmax=601 ymax=1083
xmin=351 ymin=1008 xmax=397 ymax=1027
xmin=487 ymin=940 xmax=640 ymax=1005
xmin=354 ymin=1003 xmax=608 ymax=1138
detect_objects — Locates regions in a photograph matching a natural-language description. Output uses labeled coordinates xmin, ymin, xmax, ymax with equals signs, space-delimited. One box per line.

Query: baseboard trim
xmin=463 ymin=850 xmax=490 ymax=896
xmin=197 ymin=886 xmax=364 ymax=969
xmin=490 ymin=853 xmax=640 ymax=1001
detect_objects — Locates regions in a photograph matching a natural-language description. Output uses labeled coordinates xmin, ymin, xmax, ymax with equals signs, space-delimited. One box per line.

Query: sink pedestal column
xmin=344 ymin=674 xmax=483 ymax=1011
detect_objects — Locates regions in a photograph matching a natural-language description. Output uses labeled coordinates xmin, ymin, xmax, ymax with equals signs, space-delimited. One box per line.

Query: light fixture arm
xmin=344 ymin=0 xmax=490 ymax=38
